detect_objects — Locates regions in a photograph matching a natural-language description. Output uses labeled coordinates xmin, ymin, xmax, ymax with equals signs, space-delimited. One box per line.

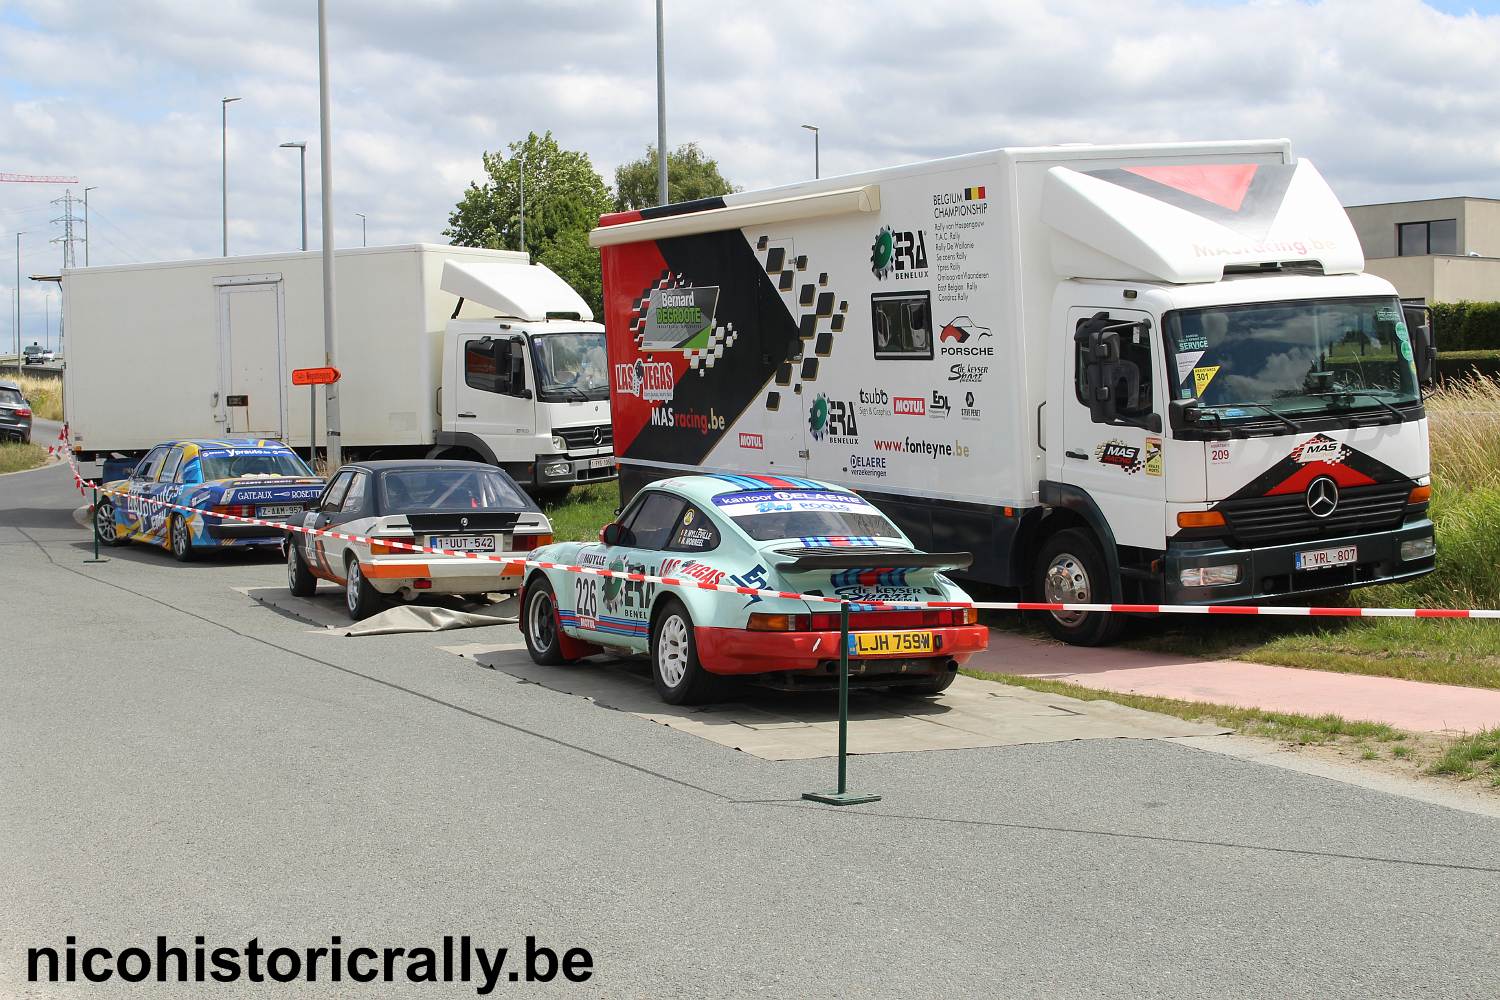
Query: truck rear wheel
xmin=1032 ymin=528 xmax=1126 ymax=647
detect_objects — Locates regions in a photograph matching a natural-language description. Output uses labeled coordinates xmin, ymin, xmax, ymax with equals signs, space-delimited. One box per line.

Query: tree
xmin=444 ymin=131 xmax=612 ymax=316
xmin=613 ymin=142 xmax=737 ymax=212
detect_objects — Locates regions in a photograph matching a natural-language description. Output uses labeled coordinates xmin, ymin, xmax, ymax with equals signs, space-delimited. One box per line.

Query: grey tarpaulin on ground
xmin=341 ymin=604 xmax=518 ymax=637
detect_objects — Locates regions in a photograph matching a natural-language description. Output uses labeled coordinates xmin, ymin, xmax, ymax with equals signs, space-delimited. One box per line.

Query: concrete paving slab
xmin=971 ymin=628 xmax=1500 ymax=734
xmin=444 ymin=643 xmax=1228 ymax=760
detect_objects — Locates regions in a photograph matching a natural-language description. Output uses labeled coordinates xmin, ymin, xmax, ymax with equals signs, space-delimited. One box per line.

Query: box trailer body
xmin=63 ymin=244 xmax=615 ymax=492
xmin=590 ymin=141 xmax=1435 ymax=643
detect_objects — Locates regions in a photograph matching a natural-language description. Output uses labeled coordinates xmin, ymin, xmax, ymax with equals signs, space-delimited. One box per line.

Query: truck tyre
xmin=343 ymin=555 xmax=385 ymax=621
xmin=650 ymin=598 xmax=716 ymax=705
xmin=522 ymin=576 xmax=575 ymax=666
xmin=1033 ymin=528 xmax=1126 ymax=646
xmin=169 ymin=514 xmax=197 ymax=562
xmin=286 ymin=540 xmax=317 ymax=597
xmin=93 ymin=498 xmax=126 ymax=547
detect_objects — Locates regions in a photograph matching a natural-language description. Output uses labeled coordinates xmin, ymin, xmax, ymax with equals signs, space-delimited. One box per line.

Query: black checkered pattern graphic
xmin=758 ymin=240 xmax=849 ymax=410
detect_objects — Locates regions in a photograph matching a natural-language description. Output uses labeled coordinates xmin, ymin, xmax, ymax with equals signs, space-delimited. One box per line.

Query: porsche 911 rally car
xmin=285 ymin=459 xmax=554 ymax=620
xmin=93 ymin=438 xmax=324 ymax=560
xmin=519 ymin=474 xmax=987 ymax=704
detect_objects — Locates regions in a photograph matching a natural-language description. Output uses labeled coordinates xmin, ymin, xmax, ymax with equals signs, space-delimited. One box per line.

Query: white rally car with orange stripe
xmin=285 ymin=459 xmax=553 ymax=620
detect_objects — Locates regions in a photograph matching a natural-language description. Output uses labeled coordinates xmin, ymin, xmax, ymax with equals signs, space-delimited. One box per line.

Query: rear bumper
xmin=360 ymin=556 xmax=524 ymax=595
xmin=532 ymin=452 xmax=618 ymax=486
xmin=1163 ymin=519 xmax=1437 ymax=605
xmin=695 ymin=624 xmax=988 ymax=676
xmin=203 ymin=522 xmax=288 ymax=543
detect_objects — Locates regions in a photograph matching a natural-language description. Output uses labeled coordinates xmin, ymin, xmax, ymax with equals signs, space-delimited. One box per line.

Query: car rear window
xmin=711 ymin=489 xmax=900 ymax=542
xmin=0 ymin=388 xmax=23 ymax=405
xmin=200 ymin=449 xmax=312 ymax=480
xmin=379 ymin=468 xmax=528 ymax=511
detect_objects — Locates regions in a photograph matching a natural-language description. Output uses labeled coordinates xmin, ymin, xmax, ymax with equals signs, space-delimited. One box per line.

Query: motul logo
xmin=892 ymin=396 xmax=926 ymax=416
xmin=738 ymin=432 xmax=764 ymax=450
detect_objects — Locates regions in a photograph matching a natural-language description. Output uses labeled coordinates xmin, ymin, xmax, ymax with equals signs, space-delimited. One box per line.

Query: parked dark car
xmin=0 ymin=380 xmax=33 ymax=444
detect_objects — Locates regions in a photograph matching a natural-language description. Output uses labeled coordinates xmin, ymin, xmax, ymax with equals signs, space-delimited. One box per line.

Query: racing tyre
xmin=286 ymin=540 xmax=317 ymax=597
xmin=901 ymin=668 xmax=958 ymax=697
xmin=650 ymin=598 xmax=716 ymax=705
xmin=169 ymin=514 xmax=196 ymax=562
xmin=344 ymin=555 xmax=385 ymax=621
xmin=522 ymin=576 xmax=575 ymax=666
xmin=1032 ymin=528 xmax=1126 ymax=647
xmin=93 ymin=498 xmax=126 ymax=547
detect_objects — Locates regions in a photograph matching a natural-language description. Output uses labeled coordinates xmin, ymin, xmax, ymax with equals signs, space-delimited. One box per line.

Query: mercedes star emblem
xmin=592 ymin=426 xmax=604 ymax=446
xmin=1305 ymin=476 xmax=1339 ymax=518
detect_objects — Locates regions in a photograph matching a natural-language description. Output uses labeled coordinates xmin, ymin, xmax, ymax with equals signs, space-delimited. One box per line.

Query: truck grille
xmin=1219 ymin=482 xmax=1412 ymax=546
xmin=557 ymin=424 xmax=612 ymax=451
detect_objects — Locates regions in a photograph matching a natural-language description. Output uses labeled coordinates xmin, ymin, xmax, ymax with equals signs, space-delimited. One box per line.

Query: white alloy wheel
xmin=346 ymin=559 xmax=363 ymax=615
xmin=94 ymin=501 xmax=119 ymax=544
xmin=656 ymin=613 xmax=691 ymax=689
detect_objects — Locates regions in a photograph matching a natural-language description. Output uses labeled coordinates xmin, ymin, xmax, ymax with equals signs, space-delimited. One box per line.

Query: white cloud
xmin=3 ymin=0 xmax=1500 ymax=349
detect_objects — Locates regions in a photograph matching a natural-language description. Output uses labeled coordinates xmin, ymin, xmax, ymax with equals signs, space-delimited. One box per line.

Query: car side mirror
xmin=600 ymin=522 xmax=631 ymax=546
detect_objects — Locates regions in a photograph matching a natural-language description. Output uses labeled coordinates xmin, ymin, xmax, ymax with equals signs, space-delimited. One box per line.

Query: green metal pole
xmin=802 ymin=600 xmax=879 ymax=806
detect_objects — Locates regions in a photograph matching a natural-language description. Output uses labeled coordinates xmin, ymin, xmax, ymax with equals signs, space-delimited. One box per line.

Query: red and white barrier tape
xmin=60 ymin=435 xmax=1495 ymax=620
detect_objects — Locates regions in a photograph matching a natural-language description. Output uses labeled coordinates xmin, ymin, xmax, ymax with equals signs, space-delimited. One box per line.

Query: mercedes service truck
xmin=589 ymin=140 xmax=1437 ymax=644
xmin=63 ymin=244 xmax=614 ymax=497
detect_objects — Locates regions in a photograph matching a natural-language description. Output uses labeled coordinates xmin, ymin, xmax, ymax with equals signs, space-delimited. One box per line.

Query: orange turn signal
xmin=369 ymin=537 xmax=410 ymax=556
xmin=1176 ymin=510 xmax=1226 ymax=529
xmin=1408 ymin=484 xmax=1432 ymax=505
xmin=960 ymin=607 xmax=979 ymax=625
xmin=747 ymin=612 xmax=796 ymax=632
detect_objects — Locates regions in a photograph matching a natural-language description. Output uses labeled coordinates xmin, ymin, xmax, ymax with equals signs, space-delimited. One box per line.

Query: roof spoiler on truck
xmin=588 ymin=185 xmax=881 ymax=248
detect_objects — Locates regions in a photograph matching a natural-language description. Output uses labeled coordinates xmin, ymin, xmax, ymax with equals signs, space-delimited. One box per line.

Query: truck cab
xmin=433 ymin=260 xmax=615 ymax=499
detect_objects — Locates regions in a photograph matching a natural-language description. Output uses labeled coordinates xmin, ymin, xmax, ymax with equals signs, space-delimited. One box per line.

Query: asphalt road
xmin=3 ymin=460 xmax=1499 ymax=998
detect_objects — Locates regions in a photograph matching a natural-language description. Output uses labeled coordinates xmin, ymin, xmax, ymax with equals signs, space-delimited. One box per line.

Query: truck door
xmin=215 ymin=276 xmax=286 ymax=438
xmin=453 ymin=334 xmax=535 ymax=464
xmin=1060 ymin=306 xmax=1168 ymax=551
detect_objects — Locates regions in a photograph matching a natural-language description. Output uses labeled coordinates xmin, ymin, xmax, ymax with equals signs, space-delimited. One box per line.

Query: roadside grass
xmin=7 ymin=372 xmax=63 ymax=421
xmin=541 ymin=482 xmax=620 ymax=542
xmin=1438 ymin=349 xmax=1500 ymax=361
xmin=0 ymin=440 xmax=47 ymax=474
xmin=965 ymin=668 xmax=1500 ymax=793
xmin=1124 ymin=375 xmax=1500 ymax=689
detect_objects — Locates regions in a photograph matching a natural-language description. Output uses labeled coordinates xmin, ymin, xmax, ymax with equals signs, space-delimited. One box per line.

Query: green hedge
xmin=1432 ymin=301 xmax=1500 ymax=351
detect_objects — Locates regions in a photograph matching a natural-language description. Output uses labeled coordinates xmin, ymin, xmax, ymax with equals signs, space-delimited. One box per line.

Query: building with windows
xmin=1345 ymin=197 xmax=1500 ymax=303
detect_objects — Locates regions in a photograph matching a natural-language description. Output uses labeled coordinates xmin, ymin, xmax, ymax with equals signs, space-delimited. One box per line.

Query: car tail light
xmin=1176 ymin=510 xmax=1226 ymax=529
xmin=368 ymin=536 xmax=412 ymax=556
xmin=511 ymin=532 xmax=554 ymax=551
xmin=749 ymin=609 xmax=978 ymax=631
xmin=413 ymin=578 xmax=432 ymax=590
xmin=212 ymin=503 xmax=255 ymax=519
xmin=1408 ymin=484 xmax=1432 ymax=505
xmin=14 ymin=407 xmax=30 ymax=418
xmin=747 ymin=612 xmax=803 ymax=631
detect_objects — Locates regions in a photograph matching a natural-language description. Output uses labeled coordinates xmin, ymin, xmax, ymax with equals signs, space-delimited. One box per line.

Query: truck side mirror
xmin=1075 ymin=312 xmax=1156 ymax=429
xmin=1402 ymin=303 xmax=1438 ymax=393
xmin=600 ymin=522 xmax=631 ymax=546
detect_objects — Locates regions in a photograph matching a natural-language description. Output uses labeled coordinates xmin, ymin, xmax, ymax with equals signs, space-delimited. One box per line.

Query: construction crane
xmin=1 ymin=173 xmax=79 ymax=184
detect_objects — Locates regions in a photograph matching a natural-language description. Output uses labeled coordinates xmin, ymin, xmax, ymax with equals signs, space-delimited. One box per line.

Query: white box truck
xmin=589 ymin=140 xmax=1437 ymax=644
xmin=63 ymin=244 xmax=615 ymax=497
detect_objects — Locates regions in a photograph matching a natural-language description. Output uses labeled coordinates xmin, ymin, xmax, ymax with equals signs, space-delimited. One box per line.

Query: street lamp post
xmin=221 ymin=96 xmax=241 ymax=256
xmin=801 ymin=124 xmax=820 ymax=179
xmin=355 ymin=213 xmax=367 ymax=248
xmin=83 ymin=186 xmax=98 ymax=266
xmin=13 ymin=232 xmax=24 ymax=375
xmin=280 ymin=141 xmax=308 ymax=251
xmin=317 ymin=0 xmax=342 ymax=469
xmin=655 ymin=0 xmax=668 ymax=206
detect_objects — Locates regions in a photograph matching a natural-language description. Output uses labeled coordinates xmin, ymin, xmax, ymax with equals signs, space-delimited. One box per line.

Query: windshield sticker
xmin=1176 ymin=333 xmax=1209 ymax=352
xmin=1144 ymin=437 xmax=1163 ymax=477
xmin=1395 ymin=322 xmax=1410 ymax=341
xmin=1377 ymin=306 xmax=1400 ymax=322
xmin=199 ymin=448 xmax=284 ymax=458
xmin=1176 ymin=350 xmax=1206 ymax=385
xmin=1400 ymin=340 xmax=1414 ymax=362
xmin=712 ymin=489 xmax=874 ymax=515
xmin=1192 ymin=365 xmax=1221 ymax=396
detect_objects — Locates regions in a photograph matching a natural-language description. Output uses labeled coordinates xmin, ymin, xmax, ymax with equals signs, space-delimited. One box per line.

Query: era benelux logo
xmin=870 ymin=225 xmax=929 ymax=280
xmin=809 ymin=393 xmax=859 ymax=444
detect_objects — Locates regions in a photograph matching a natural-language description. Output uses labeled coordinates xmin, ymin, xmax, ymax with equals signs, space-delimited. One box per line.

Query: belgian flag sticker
xmin=964 ymin=186 xmax=987 ymax=201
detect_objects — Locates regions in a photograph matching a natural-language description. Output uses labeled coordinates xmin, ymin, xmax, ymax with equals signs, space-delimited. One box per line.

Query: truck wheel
xmin=1033 ymin=528 xmax=1126 ymax=646
xmin=651 ymin=598 xmax=716 ymax=705
xmin=93 ymin=498 xmax=126 ymax=547
xmin=522 ymin=576 xmax=575 ymax=666
xmin=344 ymin=556 xmax=385 ymax=621
xmin=286 ymin=540 xmax=317 ymax=597
xmin=169 ymin=514 xmax=197 ymax=562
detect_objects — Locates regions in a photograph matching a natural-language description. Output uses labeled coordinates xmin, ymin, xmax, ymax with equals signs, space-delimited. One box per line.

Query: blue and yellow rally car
xmin=93 ymin=438 xmax=324 ymax=561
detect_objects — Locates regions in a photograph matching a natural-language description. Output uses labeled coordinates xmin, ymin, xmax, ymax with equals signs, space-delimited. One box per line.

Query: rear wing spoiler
xmin=773 ymin=551 xmax=974 ymax=574
xmin=404 ymin=511 xmax=522 ymax=533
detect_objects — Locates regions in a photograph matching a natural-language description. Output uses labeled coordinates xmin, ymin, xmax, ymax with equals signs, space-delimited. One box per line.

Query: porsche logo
xmin=1305 ymin=477 xmax=1339 ymax=519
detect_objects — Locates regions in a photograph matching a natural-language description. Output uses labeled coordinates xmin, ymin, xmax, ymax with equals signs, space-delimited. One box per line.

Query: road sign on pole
xmin=291 ymin=366 xmax=340 ymax=385
xmin=292 ymin=368 xmax=339 ymax=466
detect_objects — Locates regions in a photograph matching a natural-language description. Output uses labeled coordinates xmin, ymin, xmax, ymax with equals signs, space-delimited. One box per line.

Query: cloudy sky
xmin=3 ymin=0 xmax=1500 ymax=348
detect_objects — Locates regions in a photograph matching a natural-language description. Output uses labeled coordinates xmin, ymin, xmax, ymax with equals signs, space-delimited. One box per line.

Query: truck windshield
xmin=530 ymin=332 xmax=609 ymax=402
xmin=200 ymin=450 xmax=313 ymax=480
xmin=1164 ymin=296 xmax=1420 ymax=421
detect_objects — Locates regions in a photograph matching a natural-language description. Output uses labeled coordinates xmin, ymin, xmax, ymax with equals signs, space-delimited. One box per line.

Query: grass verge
xmin=1426 ymin=727 xmax=1500 ymax=786
xmin=6 ymin=372 xmax=63 ymax=421
xmin=540 ymin=482 xmax=620 ymax=542
xmin=0 ymin=440 xmax=47 ymax=474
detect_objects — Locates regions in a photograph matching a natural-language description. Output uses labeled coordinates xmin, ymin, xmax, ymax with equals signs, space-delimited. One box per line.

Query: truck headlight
xmin=542 ymin=461 xmax=571 ymax=478
xmin=550 ymin=435 xmax=567 ymax=452
xmin=1180 ymin=564 xmax=1241 ymax=587
xmin=1400 ymin=536 xmax=1435 ymax=561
